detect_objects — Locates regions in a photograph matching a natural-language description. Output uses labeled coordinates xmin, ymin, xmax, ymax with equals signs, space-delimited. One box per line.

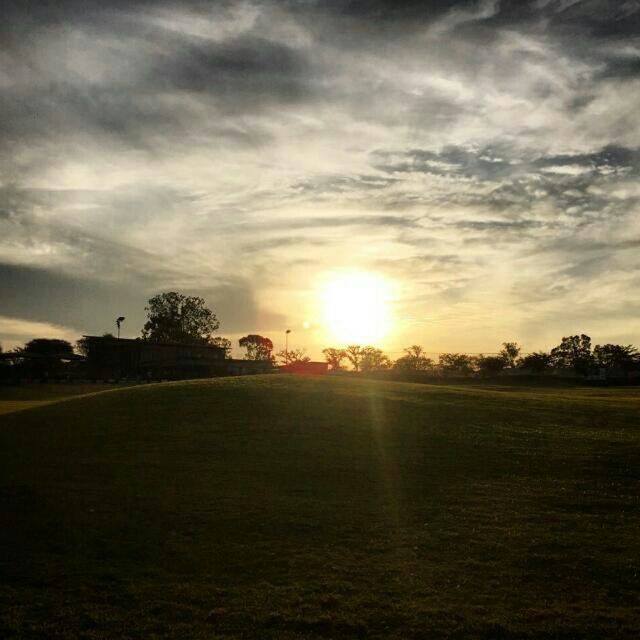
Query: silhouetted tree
xmin=394 ymin=345 xmax=434 ymax=372
xmin=476 ymin=355 xmax=505 ymax=377
xmin=550 ymin=334 xmax=593 ymax=375
xmin=19 ymin=339 xmax=74 ymax=358
xmin=519 ymin=351 xmax=553 ymax=374
xmin=499 ymin=342 xmax=521 ymax=368
xmin=360 ymin=346 xmax=391 ymax=372
xmin=438 ymin=353 xmax=476 ymax=376
xmin=322 ymin=347 xmax=347 ymax=371
xmin=593 ymin=344 xmax=639 ymax=372
xmin=142 ymin=292 xmax=219 ymax=344
xmin=17 ymin=339 xmax=75 ymax=379
xmin=345 ymin=345 xmax=364 ymax=371
xmin=211 ymin=336 xmax=232 ymax=358
xmin=276 ymin=348 xmax=310 ymax=365
xmin=239 ymin=335 xmax=273 ymax=361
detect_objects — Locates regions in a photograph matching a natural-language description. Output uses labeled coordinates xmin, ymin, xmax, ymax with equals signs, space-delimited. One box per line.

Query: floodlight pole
xmin=116 ymin=316 xmax=125 ymax=339
xmin=285 ymin=329 xmax=291 ymax=365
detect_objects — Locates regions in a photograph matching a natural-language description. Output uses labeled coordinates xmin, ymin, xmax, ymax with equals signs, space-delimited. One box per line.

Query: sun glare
xmin=321 ymin=272 xmax=393 ymax=344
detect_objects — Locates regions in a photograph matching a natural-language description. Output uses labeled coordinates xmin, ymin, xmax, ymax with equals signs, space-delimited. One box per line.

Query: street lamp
xmin=116 ymin=316 xmax=125 ymax=339
xmin=285 ymin=329 xmax=291 ymax=364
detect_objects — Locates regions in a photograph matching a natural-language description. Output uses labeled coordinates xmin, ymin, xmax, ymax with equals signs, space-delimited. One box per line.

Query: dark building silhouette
xmin=225 ymin=359 xmax=275 ymax=375
xmin=281 ymin=361 xmax=328 ymax=375
xmin=82 ymin=335 xmax=226 ymax=380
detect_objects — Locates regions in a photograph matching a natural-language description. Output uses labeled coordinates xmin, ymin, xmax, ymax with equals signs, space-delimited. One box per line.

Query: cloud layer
xmin=1 ymin=0 xmax=639 ymax=353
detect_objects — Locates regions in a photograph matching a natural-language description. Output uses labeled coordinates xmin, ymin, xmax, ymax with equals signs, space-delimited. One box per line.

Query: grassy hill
xmin=0 ymin=383 xmax=131 ymax=416
xmin=1 ymin=376 xmax=639 ymax=638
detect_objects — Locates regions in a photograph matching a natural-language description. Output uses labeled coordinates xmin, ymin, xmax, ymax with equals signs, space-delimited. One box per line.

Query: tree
xmin=394 ymin=345 xmax=434 ymax=372
xmin=345 ymin=345 xmax=364 ymax=371
xmin=593 ymin=344 xmax=639 ymax=371
xmin=322 ymin=347 xmax=347 ymax=371
xmin=17 ymin=339 xmax=75 ymax=379
xmin=550 ymin=334 xmax=593 ymax=375
xmin=499 ymin=342 xmax=520 ymax=368
xmin=239 ymin=335 xmax=274 ymax=361
xmin=360 ymin=346 xmax=391 ymax=372
xmin=476 ymin=355 xmax=505 ymax=377
xmin=276 ymin=348 xmax=310 ymax=365
xmin=438 ymin=353 xmax=476 ymax=376
xmin=519 ymin=351 xmax=553 ymax=374
xmin=19 ymin=339 xmax=74 ymax=358
xmin=211 ymin=336 xmax=232 ymax=358
xmin=142 ymin=291 xmax=219 ymax=344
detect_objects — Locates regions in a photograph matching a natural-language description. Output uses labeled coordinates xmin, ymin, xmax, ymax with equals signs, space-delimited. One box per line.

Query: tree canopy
xmin=550 ymin=335 xmax=593 ymax=375
xmin=19 ymin=338 xmax=74 ymax=358
xmin=276 ymin=348 xmax=310 ymax=366
xmin=438 ymin=353 xmax=476 ymax=376
xmin=239 ymin=335 xmax=274 ymax=361
xmin=476 ymin=355 xmax=505 ymax=377
xmin=519 ymin=351 xmax=553 ymax=374
xmin=142 ymin=292 xmax=219 ymax=344
xmin=210 ymin=337 xmax=232 ymax=357
xmin=345 ymin=345 xmax=364 ymax=372
xmin=394 ymin=345 xmax=434 ymax=372
xmin=322 ymin=348 xmax=347 ymax=371
xmin=593 ymin=344 xmax=639 ymax=371
xmin=360 ymin=346 xmax=391 ymax=372
xmin=499 ymin=342 xmax=521 ymax=368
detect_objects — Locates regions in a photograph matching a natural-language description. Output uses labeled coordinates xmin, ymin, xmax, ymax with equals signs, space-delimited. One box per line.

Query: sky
xmin=1 ymin=0 xmax=639 ymax=358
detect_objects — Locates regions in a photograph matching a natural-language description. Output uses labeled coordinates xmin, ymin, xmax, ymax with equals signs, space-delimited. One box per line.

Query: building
xmin=281 ymin=361 xmax=328 ymax=375
xmin=82 ymin=335 xmax=226 ymax=380
xmin=225 ymin=359 xmax=275 ymax=375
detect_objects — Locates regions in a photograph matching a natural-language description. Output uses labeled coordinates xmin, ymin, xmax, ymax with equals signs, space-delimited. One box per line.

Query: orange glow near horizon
xmin=321 ymin=271 xmax=393 ymax=345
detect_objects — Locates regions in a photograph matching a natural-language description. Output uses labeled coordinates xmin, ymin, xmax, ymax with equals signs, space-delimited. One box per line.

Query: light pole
xmin=116 ymin=316 xmax=125 ymax=339
xmin=285 ymin=329 xmax=291 ymax=365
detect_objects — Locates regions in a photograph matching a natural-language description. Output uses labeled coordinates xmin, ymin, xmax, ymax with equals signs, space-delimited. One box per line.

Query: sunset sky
xmin=1 ymin=1 xmax=639 ymax=358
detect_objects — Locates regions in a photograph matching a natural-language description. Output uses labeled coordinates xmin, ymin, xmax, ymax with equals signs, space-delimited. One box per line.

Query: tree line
xmin=319 ymin=336 xmax=640 ymax=377
xmin=2 ymin=292 xmax=639 ymax=379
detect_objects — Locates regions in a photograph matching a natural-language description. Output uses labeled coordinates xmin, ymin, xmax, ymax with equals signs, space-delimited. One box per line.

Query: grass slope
xmin=0 ymin=383 xmax=129 ymax=416
xmin=1 ymin=376 xmax=639 ymax=639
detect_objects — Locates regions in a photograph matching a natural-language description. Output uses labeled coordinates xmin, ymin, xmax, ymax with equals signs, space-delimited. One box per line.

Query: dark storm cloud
xmin=149 ymin=35 xmax=310 ymax=99
xmin=0 ymin=262 xmax=284 ymax=337
xmin=459 ymin=0 xmax=640 ymax=36
xmin=0 ymin=262 xmax=147 ymax=333
xmin=1 ymin=24 xmax=311 ymax=158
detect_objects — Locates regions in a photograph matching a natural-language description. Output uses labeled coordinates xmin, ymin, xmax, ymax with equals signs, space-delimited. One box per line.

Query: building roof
xmin=82 ymin=336 xmax=225 ymax=351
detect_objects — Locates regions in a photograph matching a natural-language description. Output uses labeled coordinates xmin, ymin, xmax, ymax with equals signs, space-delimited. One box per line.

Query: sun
xmin=321 ymin=271 xmax=393 ymax=344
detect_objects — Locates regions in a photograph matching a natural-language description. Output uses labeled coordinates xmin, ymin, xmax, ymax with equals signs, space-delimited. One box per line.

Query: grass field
xmin=1 ymin=376 xmax=639 ymax=638
xmin=0 ymin=383 xmax=128 ymax=416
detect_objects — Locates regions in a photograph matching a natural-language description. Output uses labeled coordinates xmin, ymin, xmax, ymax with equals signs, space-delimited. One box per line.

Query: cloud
xmin=0 ymin=316 xmax=80 ymax=351
xmin=1 ymin=0 xmax=639 ymax=352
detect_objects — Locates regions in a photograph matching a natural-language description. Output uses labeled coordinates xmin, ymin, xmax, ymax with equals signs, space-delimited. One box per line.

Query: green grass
xmin=0 ymin=375 xmax=639 ymax=638
xmin=0 ymin=382 xmax=131 ymax=415
xmin=0 ymin=383 xmax=135 ymax=416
